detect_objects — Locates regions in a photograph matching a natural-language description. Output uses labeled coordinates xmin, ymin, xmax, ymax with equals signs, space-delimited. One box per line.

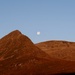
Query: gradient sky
xmin=0 ymin=0 xmax=75 ymax=43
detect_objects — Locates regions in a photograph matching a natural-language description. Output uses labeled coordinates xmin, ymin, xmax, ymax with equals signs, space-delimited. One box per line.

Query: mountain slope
xmin=36 ymin=40 xmax=75 ymax=61
xmin=0 ymin=30 xmax=51 ymax=75
xmin=0 ymin=31 xmax=75 ymax=75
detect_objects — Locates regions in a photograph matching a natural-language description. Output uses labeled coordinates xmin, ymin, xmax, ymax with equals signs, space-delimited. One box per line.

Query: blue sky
xmin=0 ymin=0 xmax=75 ymax=43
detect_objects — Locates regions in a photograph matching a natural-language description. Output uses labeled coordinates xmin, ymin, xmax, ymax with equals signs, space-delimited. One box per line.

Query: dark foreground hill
xmin=0 ymin=30 xmax=75 ymax=75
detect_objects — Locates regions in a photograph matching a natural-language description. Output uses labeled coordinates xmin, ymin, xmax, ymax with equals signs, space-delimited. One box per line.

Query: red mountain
xmin=0 ymin=30 xmax=75 ymax=75
xmin=0 ymin=30 xmax=51 ymax=75
xmin=36 ymin=40 xmax=75 ymax=61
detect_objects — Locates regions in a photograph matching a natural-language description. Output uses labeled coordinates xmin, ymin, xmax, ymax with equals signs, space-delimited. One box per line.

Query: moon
xmin=37 ymin=31 xmax=41 ymax=35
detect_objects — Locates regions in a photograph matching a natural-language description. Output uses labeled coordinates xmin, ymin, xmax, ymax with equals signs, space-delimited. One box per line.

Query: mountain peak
xmin=9 ymin=30 xmax=22 ymax=35
xmin=3 ymin=30 xmax=22 ymax=39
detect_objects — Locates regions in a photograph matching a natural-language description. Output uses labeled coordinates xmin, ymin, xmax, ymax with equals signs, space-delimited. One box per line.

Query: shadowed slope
xmin=36 ymin=40 xmax=75 ymax=61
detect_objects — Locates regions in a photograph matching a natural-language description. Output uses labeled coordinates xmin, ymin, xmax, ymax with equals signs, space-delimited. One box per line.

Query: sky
xmin=0 ymin=0 xmax=75 ymax=43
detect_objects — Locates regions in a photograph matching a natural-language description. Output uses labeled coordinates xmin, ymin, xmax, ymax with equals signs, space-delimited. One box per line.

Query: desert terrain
xmin=0 ymin=30 xmax=75 ymax=75
xmin=36 ymin=40 xmax=75 ymax=61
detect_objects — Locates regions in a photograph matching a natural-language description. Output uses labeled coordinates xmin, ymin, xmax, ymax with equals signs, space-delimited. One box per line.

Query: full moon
xmin=37 ymin=31 xmax=40 ymax=35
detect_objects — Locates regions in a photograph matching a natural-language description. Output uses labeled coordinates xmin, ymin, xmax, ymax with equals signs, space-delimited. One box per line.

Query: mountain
xmin=36 ymin=40 xmax=75 ymax=61
xmin=0 ymin=30 xmax=75 ymax=75
xmin=0 ymin=30 xmax=51 ymax=75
